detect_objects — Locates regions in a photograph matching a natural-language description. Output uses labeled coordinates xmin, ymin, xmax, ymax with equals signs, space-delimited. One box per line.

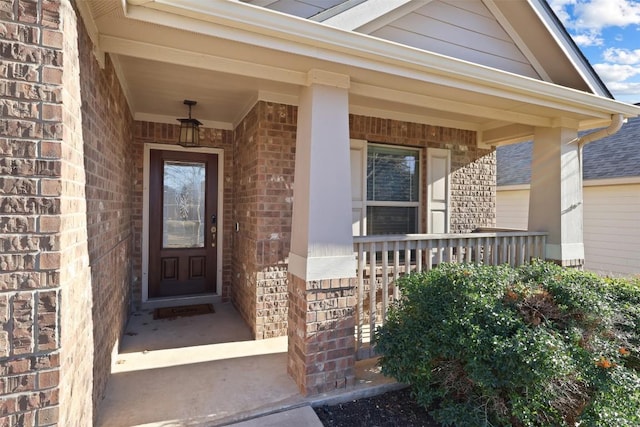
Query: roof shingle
xmin=497 ymin=115 xmax=640 ymax=185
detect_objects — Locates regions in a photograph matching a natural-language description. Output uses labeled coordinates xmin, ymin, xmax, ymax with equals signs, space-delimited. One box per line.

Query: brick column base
xmin=287 ymin=274 xmax=356 ymax=396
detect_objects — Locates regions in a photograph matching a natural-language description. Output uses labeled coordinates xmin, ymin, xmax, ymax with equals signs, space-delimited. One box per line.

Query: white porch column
xmin=287 ymin=70 xmax=357 ymax=396
xmin=528 ymin=126 xmax=584 ymax=266
xmin=288 ymin=70 xmax=356 ymax=280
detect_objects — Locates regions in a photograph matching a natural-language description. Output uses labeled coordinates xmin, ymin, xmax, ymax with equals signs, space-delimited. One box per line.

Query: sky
xmin=549 ymin=0 xmax=640 ymax=104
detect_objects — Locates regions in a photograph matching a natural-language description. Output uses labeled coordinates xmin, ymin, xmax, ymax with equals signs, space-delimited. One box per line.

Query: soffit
xmin=82 ymin=0 xmax=639 ymax=143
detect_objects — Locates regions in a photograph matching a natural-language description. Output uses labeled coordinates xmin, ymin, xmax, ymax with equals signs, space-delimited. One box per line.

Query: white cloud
xmin=606 ymin=81 xmax=640 ymax=102
xmin=603 ymin=47 xmax=640 ymax=64
xmin=593 ymin=63 xmax=640 ymax=102
xmin=548 ymin=0 xmax=577 ymax=26
xmin=549 ymin=0 xmax=640 ymax=102
xmin=572 ymin=32 xmax=604 ymax=46
xmin=550 ymin=0 xmax=640 ymax=46
xmin=593 ymin=63 xmax=640 ymax=82
xmin=572 ymin=0 xmax=640 ymax=31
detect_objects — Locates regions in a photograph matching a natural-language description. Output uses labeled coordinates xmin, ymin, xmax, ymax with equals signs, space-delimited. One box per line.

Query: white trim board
xmin=142 ymin=143 xmax=225 ymax=303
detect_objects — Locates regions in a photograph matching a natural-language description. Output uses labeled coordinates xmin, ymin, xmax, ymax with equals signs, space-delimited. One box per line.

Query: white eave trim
xmin=126 ymin=0 xmax=640 ymax=119
xmin=498 ymin=176 xmax=640 ymax=190
xmin=583 ymin=176 xmax=640 ymax=187
xmin=75 ymin=0 xmax=105 ymax=67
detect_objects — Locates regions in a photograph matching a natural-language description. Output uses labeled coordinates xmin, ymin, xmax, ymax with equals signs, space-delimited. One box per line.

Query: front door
xmin=148 ymin=149 xmax=218 ymax=298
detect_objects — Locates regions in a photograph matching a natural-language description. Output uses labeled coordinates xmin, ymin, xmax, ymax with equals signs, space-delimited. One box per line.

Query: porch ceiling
xmin=80 ymin=0 xmax=640 ymax=145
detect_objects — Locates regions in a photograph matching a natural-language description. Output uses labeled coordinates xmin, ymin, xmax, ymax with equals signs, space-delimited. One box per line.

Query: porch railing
xmin=353 ymin=231 xmax=547 ymax=360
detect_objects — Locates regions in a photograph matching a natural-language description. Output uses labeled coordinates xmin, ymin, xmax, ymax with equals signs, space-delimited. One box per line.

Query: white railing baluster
xmin=352 ymin=230 xmax=548 ymax=361
xmin=357 ymin=241 xmax=365 ymax=356
xmin=382 ymin=241 xmax=389 ymax=322
xmin=369 ymin=242 xmax=376 ymax=348
xmin=393 ymin=240 xmax=400 ymax=301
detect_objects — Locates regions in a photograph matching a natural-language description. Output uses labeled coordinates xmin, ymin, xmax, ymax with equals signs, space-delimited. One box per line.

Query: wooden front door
xmin=149 ymin=149 xmax=218 ymax=298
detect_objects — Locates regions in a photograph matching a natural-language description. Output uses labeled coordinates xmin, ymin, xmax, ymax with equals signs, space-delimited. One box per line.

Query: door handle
xmin=211 ymin=214 xmax=217 ymax=224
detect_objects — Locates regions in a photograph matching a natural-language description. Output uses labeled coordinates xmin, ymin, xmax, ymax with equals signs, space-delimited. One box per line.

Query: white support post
xmin=528 ymin=127 xmax=584 ymax=266
xmin=288 ymin=70 xmax=356 ymax=281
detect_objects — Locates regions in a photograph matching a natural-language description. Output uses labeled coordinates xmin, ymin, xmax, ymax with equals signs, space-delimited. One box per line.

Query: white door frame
xmin=141 ymin=143 xmax=224 ymax=306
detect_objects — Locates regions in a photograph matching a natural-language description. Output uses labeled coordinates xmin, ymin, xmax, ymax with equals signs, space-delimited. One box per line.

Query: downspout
xmin=571 ymin=113 xmax=625 ymax=198
xmin=571 ymin=113 xmax=625 ymax=148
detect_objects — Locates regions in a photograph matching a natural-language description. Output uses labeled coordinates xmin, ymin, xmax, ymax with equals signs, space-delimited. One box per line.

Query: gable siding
xmin=497 ymin=184 xmax=640 ymax=276
xmin=370 ymin=0 xmax=539 ymax=78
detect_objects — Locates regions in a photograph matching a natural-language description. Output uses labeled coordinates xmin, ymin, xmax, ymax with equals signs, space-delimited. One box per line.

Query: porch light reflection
xmin=177 ymin=99 xmax=202 ymax=147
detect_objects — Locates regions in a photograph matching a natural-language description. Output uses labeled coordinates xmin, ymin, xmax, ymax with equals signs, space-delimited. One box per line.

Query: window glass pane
xmin=367 ymin=146 xmax=418 ymax=202
xmin=163 ymin=161 xmax=206 ymax=248
xmin=366 ymin=206 xmax=418 ymax=235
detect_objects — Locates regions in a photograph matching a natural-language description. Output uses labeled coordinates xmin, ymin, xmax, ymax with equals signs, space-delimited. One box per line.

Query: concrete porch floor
xmin=96 ymin=303 xmax=401 ymax=427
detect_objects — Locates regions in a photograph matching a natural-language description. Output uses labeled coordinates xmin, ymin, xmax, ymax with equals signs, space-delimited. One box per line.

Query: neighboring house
xmin=497 ymin=115 xmax=640 ymax=276
xmin=2 ymin=0 xmax=639 ymax=424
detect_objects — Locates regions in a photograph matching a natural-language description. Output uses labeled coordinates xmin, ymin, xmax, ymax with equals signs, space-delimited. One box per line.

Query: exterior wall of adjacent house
xmin=497 ymin=183 xmax=640 ymax=275
xmin=1 ymin=1 xmax=134 ymax=425
xmin=495 ymin=186 xmax=529 ymax=230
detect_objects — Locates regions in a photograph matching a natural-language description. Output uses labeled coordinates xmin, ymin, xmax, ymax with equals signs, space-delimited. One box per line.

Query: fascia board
xmin=583 ymin=177 xmax=640 ymax=187
xmin=499 ymin=177 xmax=640 ymax=189
xmin=129 ymin=0 xmax=640 ymax=119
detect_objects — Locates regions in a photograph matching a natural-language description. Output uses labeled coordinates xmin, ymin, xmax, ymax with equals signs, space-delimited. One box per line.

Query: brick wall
xmin=132 ymin=122 xmax=234 ymax=305
xmin=76 ymin=13 xmax=133 ymax=421
xmin=231 ymin=104 xmax=495 ymax=340
xmin=58 ymin=1 xmax=94 ymax=423
xmin=1 ymin=1 xmax=65 ymax=425
xmin=287 ymin=275 xmax=356 ymax=395
xmin=1 ymin=1 xmax=135 ymax=424
xmin=232 ymin=102 xmax=295 ymax=339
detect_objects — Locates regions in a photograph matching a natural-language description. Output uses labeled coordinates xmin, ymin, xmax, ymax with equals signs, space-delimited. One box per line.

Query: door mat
xmin=153 ymin=303 xmax=214 ymax=320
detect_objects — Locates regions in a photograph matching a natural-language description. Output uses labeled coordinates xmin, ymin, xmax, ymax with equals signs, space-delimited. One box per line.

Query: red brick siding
xmin=231 ymin=103 xmax=260 ymax=336
xmin=0 ymin=0 xmax=65 ymax=425
xmin=287 ymin=274 xmax=356 ymax=395
xmin=231 ymin=104 xmax=495 ymax=340
xmin=132 ymin=123 xmax=234 ymax=304
xmin=232 ymin=102 xmax=296 ymax=339
xmin=76 ymin=18 xmax=134 ymax=424
xmin=1 ymin=1 xmax=135 ymax=424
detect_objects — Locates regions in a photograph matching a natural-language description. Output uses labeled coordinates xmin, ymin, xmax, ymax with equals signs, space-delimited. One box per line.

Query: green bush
xmin=375 ymin=261 xmax=640 ymax=426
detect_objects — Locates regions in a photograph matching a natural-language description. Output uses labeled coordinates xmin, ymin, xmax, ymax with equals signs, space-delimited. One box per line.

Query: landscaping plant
xmin=375 ymin=261 xmax=640 ymax=426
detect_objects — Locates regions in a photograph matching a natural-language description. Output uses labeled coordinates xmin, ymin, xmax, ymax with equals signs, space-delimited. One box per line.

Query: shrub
xmin=375 ymin=261 xmax=640 ymax=426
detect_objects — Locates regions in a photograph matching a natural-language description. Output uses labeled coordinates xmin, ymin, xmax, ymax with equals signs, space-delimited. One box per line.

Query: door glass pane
xmin=367 ymin=146 xmax=418 ymax=202
xmin=163 ymin=161 xmax=206 ymax=248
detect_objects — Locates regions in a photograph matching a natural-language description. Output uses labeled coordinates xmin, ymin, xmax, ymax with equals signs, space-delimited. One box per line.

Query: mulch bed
xmin=313 ymin=387 xmax=441 ymax=427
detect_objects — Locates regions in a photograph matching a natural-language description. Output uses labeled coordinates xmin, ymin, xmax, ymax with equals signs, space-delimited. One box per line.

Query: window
xmin=365 ymin=145 xmax=420 ymax=235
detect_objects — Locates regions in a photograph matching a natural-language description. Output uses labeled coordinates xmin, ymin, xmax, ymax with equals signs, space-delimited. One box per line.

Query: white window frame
xmin=350 ymin=140 xmax=422 ymax=236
